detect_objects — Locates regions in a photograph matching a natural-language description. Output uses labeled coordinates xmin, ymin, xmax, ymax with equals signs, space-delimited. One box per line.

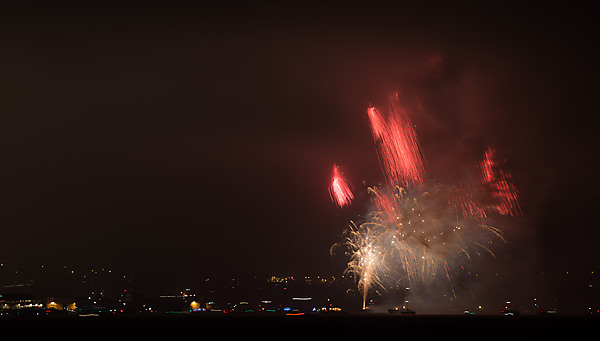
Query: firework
xmin=478 ymin=147 xmax=521 ymax=216
xmin=449 ymin=184 xmax=487 ymax=222
xmin=329 ymin=164 xmax=354 ymax=207
xmin=367 ymin=93 xmax=425 ymax=187
xmin=332 ymin=93 xmax=520 ymax=310
xmin=344 ymin=220 xmax=388 ymax=309
xmin=343 ymin=185 xmax=504 ymax=309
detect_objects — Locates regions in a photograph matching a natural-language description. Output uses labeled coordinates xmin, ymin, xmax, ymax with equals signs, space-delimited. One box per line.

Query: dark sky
xmin=0 ymin=3 xmax=598 ymax=302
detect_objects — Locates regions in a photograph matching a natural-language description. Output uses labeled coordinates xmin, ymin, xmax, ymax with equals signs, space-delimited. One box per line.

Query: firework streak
xmin=329 ymin=164 xmax=354 ymax=207
xmin=367 ymin=93 xmax=425 ymax=187
xmin=332 ymin=93 xmax=520 ymax=309
xmin=478 ymin=147 xmax=521 ymax=216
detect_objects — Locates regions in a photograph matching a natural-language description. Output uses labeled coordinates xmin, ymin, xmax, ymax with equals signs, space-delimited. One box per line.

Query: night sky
xmin=0 ymin=3 xmax=598 ymax=308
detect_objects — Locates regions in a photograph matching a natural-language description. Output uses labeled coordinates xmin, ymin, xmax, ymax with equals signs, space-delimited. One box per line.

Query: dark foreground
xmin=1 ymin=314 xmax=597 ymax=335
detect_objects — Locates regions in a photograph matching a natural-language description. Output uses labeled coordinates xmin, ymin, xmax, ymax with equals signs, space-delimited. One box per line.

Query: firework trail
xmin=367 ymin=93 xmax=425 ymax=187
xmin=344 ymin=220 xmax=387 ymax=309
xmin=329 ymin=164 xmax=354 ymax=208
xmin=332 ymin=93 xmax=520 ymax=310
xmin=449 ymin=184 xmax=487 ymax=222
xmin=479 ymin=147 xmax=521 ymax=216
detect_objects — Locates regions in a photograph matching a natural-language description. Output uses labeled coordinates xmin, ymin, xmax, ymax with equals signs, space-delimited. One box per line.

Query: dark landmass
xmin=0 ymin=314 xmax=597 ymax=337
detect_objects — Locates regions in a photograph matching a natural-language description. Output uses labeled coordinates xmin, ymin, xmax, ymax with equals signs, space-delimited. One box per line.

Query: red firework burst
xmin=329 ymin=164 xmax=354 ymax=207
